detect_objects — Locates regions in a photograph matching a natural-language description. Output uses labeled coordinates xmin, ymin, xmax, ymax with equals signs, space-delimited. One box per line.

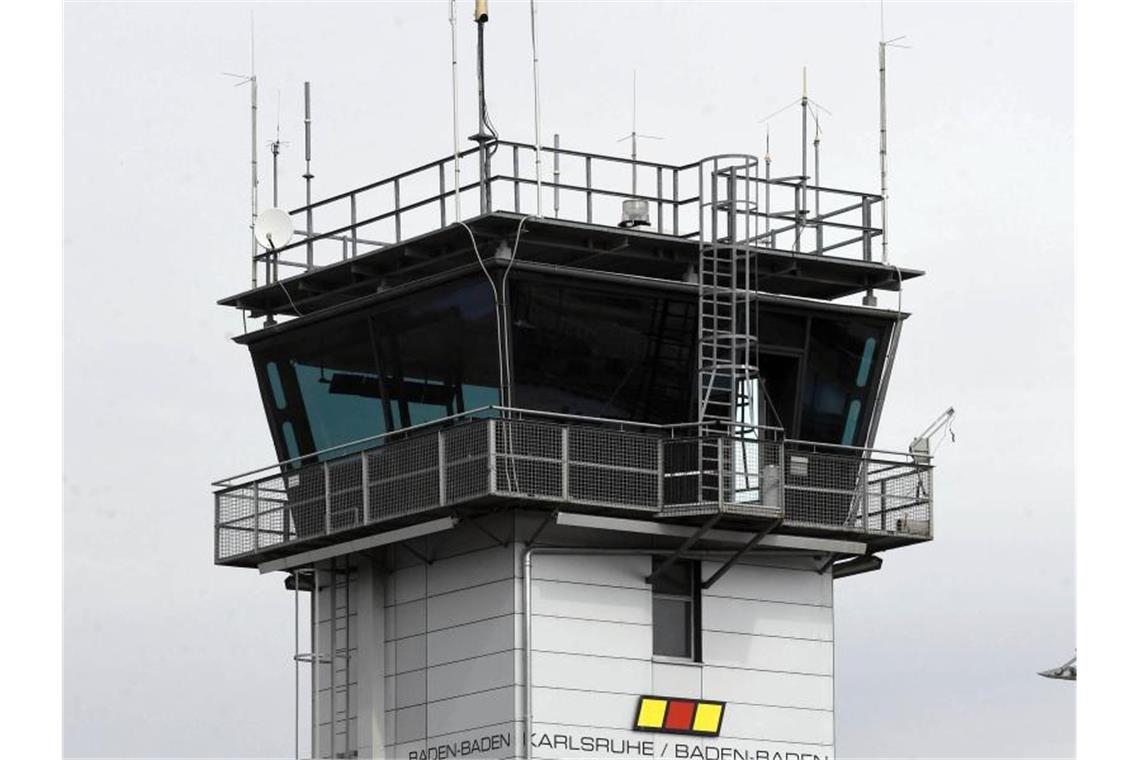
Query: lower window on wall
xmin=651 ymin=558 xmax=700 ymax=660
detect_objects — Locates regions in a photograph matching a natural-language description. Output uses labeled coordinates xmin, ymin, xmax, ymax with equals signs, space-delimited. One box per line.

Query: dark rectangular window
xmin=510 ymin=277 xmax=696 ymax=424
xmin=652 ymin=559 xmax=700 ymax=660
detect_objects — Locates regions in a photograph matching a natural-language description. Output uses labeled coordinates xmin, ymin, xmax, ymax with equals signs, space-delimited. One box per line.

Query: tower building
xmin=213 ymin=11 xmax=936 ymax=759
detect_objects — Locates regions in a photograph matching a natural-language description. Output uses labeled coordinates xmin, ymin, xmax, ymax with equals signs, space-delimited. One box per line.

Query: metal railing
xmin=251 ymin=140 xmax=884 ymax=286
xmin=214 ymin=407 xmax=932 ymax=564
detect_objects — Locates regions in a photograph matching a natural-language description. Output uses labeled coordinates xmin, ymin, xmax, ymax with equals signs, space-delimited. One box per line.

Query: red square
xmin=664 ymin=700 xmax=697 ymax=731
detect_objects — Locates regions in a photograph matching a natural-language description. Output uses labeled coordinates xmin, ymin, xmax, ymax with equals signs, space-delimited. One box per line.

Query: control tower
xmin=213 ymin=9 xmax=936 ymax=759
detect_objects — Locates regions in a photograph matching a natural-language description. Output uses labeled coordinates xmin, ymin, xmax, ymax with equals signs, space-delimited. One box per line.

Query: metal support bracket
xmin=645 ymin=514 xmax=722 ymax=585
xmin=701 ymin=520 xmax=781 ymax=590
xmin=400 ymin=540 xmax=434 ymax=566
xmin=815 ymin=553 xmax=837 ymax=575
xmin=526 ymin=509 xmax=559 ymax=548
xmin=467 ymin=512 xmax=511 ymax=548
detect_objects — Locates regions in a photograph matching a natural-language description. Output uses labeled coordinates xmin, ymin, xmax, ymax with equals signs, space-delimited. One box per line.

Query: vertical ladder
xmin=697 ymin=157 xmax=761 ymax=507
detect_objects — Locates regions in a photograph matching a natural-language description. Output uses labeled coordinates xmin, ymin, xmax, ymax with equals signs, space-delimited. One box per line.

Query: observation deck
xmin=214 ymin=407 xmax=933 ymax=569
xmin=219 ymin=140 xmax=922 ymax=319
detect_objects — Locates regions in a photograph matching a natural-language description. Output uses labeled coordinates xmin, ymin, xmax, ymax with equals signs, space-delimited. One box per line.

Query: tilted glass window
xmin=510 ymin=277 xmax=696 ymax=424
xmin=250 ymin=276 xmax=501 ymax=464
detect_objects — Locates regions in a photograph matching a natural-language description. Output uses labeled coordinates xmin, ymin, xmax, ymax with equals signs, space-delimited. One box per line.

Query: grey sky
xmin=63 ymin=1 xmax=1074 ymax=757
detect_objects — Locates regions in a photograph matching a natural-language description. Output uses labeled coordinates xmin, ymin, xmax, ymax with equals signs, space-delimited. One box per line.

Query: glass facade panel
xmin=250 ymin=276 xmax=501 ymax=463
xmin=799 ymin=317 xmax=889 ymax=446
xmin=510 ymin=277 xmax=696 ymax=424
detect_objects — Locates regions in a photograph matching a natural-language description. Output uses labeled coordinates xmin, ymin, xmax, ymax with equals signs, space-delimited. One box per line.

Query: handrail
xmin=246 ymin=137 xmax=888 ymax=288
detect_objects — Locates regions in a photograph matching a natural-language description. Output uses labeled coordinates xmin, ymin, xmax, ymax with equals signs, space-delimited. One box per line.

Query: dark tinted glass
xmin=510 ymin=278 xmax=696 ymax=424
xmin=799 ymin=317 xmax=889 ymax=446
xmin=251 ymin=276 xmax=501 ymax=463
xmin=652 ymin=558 xmax=695 ymax=659
xmin=653 ymin=598 xmax=692 ymax=658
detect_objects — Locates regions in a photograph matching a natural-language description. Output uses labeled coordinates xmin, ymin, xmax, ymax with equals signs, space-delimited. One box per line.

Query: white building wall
xmin=528 ymin=552 xmax=835 ymax=760
xmin=310 ymin=519 xmax=836 ymax=760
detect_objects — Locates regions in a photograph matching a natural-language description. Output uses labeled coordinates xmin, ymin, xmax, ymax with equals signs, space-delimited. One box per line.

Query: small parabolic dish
xmin=253 ymin=208 xmax=294 ymax=250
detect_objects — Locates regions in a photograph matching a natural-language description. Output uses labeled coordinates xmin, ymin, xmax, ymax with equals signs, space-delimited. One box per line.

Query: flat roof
xmin=220 ymin=212 xmax=923 ymax=321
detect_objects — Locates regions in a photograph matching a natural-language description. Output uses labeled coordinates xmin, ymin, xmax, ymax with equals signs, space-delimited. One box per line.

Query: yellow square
xmin=692 ymin=703 xmax=723 ymax=734
xmin=636 ymin=698 xmax=668 ymax=729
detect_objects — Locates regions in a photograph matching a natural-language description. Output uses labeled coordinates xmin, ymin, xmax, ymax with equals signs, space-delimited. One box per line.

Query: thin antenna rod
xmin=764 ymin=127 xmax=771 ymax=243
xmin=879 ymin=35 xmax=890 ymax=265
xmin=632 ymin=70 xmax=637 ymax=194
xmin=249 ymin=15 xmax=258 ymax=289
xmin=449 ymin=0 xmax=462 ymax=222
xmin=797 ymin=66 xmax=807 ymax=253
xmin=303 ymin=81 xmax=314 ymax=268
xmin=813 ymin=106 xmax=821 ymax=254
xmin=474 ymin=1 xmax=492 ymax=214
xmin=271 ymin=90 xmax=281 ymax=207
xmin=529 ymin=0 xmax=544 ymax=216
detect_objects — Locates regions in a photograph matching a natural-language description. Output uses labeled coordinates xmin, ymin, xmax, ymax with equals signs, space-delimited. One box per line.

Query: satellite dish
xmin=253 ymin=208 xmax=294 ymax=250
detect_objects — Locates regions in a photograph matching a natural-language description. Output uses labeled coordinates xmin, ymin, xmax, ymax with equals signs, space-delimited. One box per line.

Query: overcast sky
xmin=63 ymin=1 xmax=1074 ymax=757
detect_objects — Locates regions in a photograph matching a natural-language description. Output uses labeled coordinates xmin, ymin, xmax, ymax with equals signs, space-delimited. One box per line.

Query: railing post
xmin=672 ymin=169 xmax=679 ymax=235
xmin=862 ymin=460 xmax=870 ymax=532
xmin=717 ymin=438 xmax=725 ymax=511
xmin=487 ymin=419 xmax=497 ymax=495
xmin=438 ymin=163 xmax=447 ymax=227
xmin=561 ymin=426 xmax=570 ymax=501
xmin=657 ymin=439 xmax=665 ymax=510
xmin=323 ymin=462 xmax=332 ymax=536
xmin=394 ymin=178 xmax=402 ymax=242
xmin=214 ymin=493 xmax=221 ymax=562
xmin=657 ymin=166 xmax=664 ymax=233
xmin=350 ymin=193 xmax=358 ymax=258
xmin=585 ymin=156 xmax=593 ymax=224
xmin=438 ymin=430 xmax=447 ymax=507
xmin=361 ymin=451 xmax=370 ymax=524
xmin=512 ymin=145 xmax=520 ymax=213
xmin=253 ymin=481 xmax=260 ymax=552
xmin=862 ymin=195 xmax=873 ymax=263
xmin=879 ymin=478 xmax=887 ymax=531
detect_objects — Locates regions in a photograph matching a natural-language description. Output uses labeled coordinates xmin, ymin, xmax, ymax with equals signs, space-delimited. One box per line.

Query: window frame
xmin=651 ymin=558 xmax=702 ymax=662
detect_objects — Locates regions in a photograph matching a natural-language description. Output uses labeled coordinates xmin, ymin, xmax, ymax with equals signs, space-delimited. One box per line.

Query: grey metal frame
xmin=250 ymin=140 xmax=884 ymax=285
xmin=213 ymin=406 xmax=933 ymax=565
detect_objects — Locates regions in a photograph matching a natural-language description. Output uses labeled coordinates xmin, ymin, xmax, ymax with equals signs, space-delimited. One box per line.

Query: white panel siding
xmin=702 ymin=665 xmax=833 ymax=711
xmin=531 ymin=687 xmax=633 ymax=730
xmin=531 ymin=554 xmax=650 ymax=589
xmin=530 ymin=578 xmax=651 ymax=624
xmin=718 ymin=702 xmax=833 ymax=745
xmin=427 ymin=650 xmax=516 ymax=702
xmin=427 ymin=578 xmax=516 ymax=631
xmin=703 ymin=630 xmax=834 ymax=675
xmin=426 ymin=614 xmax=516 ymax=668
xmin=703 ymin=595 xmax=833 ymax=641
xmin=427 ymin=685 xmax=516 ymax=737
xmin=530 ymin=615 xmax=651 ymax=659
xmin=701 ymin=560 xmax=833 ymax=607
xmin=651 ymin=661 xmax=703 ymax=696
xmin=530 ymin=650 xmax=651 ymax=694
xmin=426 ymin=545 xmax=516 ymax=597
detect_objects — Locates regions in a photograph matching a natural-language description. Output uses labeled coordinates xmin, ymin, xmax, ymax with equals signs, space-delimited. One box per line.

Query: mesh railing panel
xmin=215 ymin=413 xmax=935 ymax=563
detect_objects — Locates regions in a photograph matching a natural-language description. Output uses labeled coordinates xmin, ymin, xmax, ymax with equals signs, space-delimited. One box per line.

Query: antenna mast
xmin=797 ymin=67 xmax=807 ymax=253
xmin=473 ymin=0 xmax=492 ymax=214
xmin=303 ymin=81 xmax=314 ymax=268
xmin=270 ymin=91 xmax=282 ymax=207
xmin=529 ymin=0 xmax=544 ymax=215
xmin=249 ymin=17 xmax=258 ymax=289
xmin=449 ymin=0 xmax=462 ymax=222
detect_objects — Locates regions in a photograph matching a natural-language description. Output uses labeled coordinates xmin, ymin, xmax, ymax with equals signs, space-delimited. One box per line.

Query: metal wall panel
xmin=702 ymin=665 xmax=833 ymax=711
xmin=702 ymin=630 xmax=834 ymax=676
xmin=530 ymin=615 xmax=651 ymax=659
xmin=425 ymin=614 xmax=517 ymax=668
xmin=530 ymin=578 xmax=651 ymax=624
xmin=427 ymin=578 xmax=516 ymax=631
xmin=530 ymin=650 xmax=652 ymax=693
xmin=700 ymin=558 xmax=833 ymax=607
xmin=703 ymin=595 xmax=834 ymax=641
